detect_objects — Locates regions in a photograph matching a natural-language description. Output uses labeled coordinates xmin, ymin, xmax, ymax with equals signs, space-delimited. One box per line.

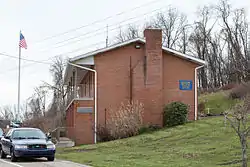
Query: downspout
xmin=68 ymin=62 xmax=97 ymax=144
xmin=195 ymin=65 xmax=205 ymax=121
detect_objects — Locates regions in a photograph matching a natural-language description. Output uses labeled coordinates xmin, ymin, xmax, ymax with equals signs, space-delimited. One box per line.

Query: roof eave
xmin=70 ymin=38 xmax=146 ymax=62
xmin=64 ymin=38 xmax=206 ymax=82
xmin=162 ymin=47 xmax=206 ymax=66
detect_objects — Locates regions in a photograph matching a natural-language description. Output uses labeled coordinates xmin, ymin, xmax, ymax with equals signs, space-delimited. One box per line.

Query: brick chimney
xmin=144 ymin=28 xmax=163 ymax=85
xmin=143 ymin=28 xmax=164 ymax=126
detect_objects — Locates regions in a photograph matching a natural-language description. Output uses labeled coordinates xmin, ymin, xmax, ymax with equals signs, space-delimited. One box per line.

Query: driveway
xmin=0 ymin=157 xmax=90 ymax=167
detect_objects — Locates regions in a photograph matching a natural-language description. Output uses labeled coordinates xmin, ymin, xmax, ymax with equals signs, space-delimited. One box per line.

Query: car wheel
xmin=10 ymin=148 xmax=17 ymax=162
xmin=0 ymin=149 xmax=6 ymax=159
xmin=47 ymin=156 xmax=55 ymax=161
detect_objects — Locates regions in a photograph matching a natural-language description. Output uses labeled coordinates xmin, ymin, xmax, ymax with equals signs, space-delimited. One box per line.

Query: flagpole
xmin=17 ymin=31 xmax=21 ymax=122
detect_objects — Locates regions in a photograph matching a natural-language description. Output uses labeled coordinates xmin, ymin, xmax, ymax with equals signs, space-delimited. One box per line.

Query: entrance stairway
xmin=49 ymin=127 xmax=75 ymax=148
xmin=56 ymin=137 xmax=75 ymax=148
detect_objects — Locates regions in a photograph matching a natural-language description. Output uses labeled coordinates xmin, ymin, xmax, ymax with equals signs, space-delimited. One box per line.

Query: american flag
xmin=19 ymin=32 xmax=27 ymax=49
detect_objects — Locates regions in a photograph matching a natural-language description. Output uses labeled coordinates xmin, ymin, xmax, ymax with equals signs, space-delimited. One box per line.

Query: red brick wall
xmin=163 ymin=52 xmax=198 ymax=120
xmin=65 ymin=29 xmax=201 ymax=145
xmin=94 ymin=42 xmax=145 ymax=126
xmin=66 ymin=102 xmax=75 ymax=140
xmin=66 ymin=99 xmax=94 ymax=145
xmin=94 ymin=29 xmax=198 ymax=128
xmin=74 ymin=100 xmax=94 ymax=145
xmin=142 ymin=29 xmax=163 ymax=126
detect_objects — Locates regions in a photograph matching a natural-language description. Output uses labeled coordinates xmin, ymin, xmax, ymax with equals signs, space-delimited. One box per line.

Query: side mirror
xmin=5 ymin=136 xmax=10 ymax=140
xmin=46 ymin=133 xmax=52 ymax=140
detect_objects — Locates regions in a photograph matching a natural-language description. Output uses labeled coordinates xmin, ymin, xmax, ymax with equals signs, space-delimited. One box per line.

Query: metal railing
xmin=65 ymin=87 xmax=94 ymax=108
xmin=48 ymin=127 xmax=67 ymax=143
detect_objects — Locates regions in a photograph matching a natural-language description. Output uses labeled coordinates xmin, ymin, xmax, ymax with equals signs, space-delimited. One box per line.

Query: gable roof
xmin=69 ymin=38 xmax=206 ymax=65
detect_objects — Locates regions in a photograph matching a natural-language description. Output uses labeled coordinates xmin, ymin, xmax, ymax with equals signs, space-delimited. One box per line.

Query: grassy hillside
xmin=198 ymin=91 xmax=241 ymax=115
xmin=56 ymin=91 xmax=244 ymax=167
xmin=57 ymin=117 xmax=246 ymax=167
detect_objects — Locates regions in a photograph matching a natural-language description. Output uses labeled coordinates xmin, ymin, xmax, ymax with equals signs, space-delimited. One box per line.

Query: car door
xmin=1 ymin=130 xmax=9 ymax=152
xmin=2 ymin=129 xmax=12 ymax=154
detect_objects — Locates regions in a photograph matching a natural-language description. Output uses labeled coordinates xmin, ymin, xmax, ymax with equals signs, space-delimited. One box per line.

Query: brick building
xmin=63 ymin=28 xmax=206 ymax=145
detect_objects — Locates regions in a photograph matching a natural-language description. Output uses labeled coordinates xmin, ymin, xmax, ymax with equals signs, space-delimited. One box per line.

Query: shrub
xmin=138 ymin=125 xmax=161 ymax=134
xmin=163 ymin=102 xmax=189 ymax=127
xmin=199 ymin=87 xmax=219 ymax=94
xmin=96 ymin=100 xmax=144 ymax=142
xmin=229 ymin=82 xmax=249 ymax=99
xmin=198 ymin=101 xmax=205 ymax=114
xmin=199 ymin=91 xmax=241 ymax=115
xmin=220 ymin=83 xmax=238 ymax=90
xmin=96 ymin=125 xmax=113 ymax=142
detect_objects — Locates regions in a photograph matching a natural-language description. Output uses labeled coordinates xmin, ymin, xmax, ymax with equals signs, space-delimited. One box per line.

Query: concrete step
xmin=55 ymin=137 xmax=75 ymax=148
xmin=59 ymin=137 xmax=72 ymax=141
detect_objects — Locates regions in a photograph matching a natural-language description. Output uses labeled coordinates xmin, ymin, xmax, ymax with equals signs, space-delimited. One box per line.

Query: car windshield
xmin=12 ymin=129 xmax=46 ymax=139
xmin=0 ymin=128 xmax=3 ymax=136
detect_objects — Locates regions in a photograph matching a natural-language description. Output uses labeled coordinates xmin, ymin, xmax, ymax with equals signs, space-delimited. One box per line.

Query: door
xmin=2 ymin=129 xmax=12 ymax=154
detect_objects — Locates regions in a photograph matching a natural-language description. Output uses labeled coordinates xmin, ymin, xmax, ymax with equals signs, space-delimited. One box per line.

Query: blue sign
xmin=179 ymin=80 xmax=193 ymax=90
xmin=77 ymin=107 xmax=93 ymax=113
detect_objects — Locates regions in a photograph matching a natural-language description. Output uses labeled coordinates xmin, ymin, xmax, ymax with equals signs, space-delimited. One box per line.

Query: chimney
xmin=144 ymin=28 xmax=163 ymax=86
xmin=141 ymin=28 xmax=164 ymax=126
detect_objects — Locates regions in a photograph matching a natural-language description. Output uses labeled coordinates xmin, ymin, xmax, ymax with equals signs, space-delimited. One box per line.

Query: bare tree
xmin=216 ymin=0 xmax=249 ymax=84
xmin=177 ymin=24 xmax=192 ymax=54
xmin=189 ymin=6 xmax=215 ymax=89
xmin=0 ymin=104 xmax=25 ymax=121
xmin=0 ymin=105 xmax=13 ymax=120
xmin=152 ymin=6 xmax=188 ymax=50
xmin=34 ymin=86 xmax=47 ymax=117
xmin=224 ymin=89 xmax=250 ymax=167
xmin=116 ymin=24 xmax=140 ymax=43
xmin=28 ymin=97 xmax=42 ymax=119
xmin=39 ymin=56 xmax=67 ymax=129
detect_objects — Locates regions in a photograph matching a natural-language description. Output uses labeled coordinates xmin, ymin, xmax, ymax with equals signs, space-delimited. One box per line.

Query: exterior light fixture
xmin=135 ymin=45 xmax=141 ymax=49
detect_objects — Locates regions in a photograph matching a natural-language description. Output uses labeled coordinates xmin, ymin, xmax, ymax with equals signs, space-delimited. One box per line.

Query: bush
xmin=220 ymin=83 xmax=238 ymax=90
xmin=163 ymin=102 xmax=189 ymax=127
xmin=229 ymin=82 xmax=249 ymax=99
xmin=138 ymin=125 xmax=161 ymax=134
xmin=198 ymin=101 xmax=205 ymax=114
xmin=96 ymin=100 xmax=144 ymax=142
xmin=96 ymin=125 xmax=113 ymax=142
xmin=199 ymin=91 xmax=241 ymax=115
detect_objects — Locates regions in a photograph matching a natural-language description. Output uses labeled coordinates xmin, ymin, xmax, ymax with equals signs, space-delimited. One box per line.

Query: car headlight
xmin=47 ymin=144 xmax=55 ymax=149
xmin=15 ymin=145 xmax=27 ymax=149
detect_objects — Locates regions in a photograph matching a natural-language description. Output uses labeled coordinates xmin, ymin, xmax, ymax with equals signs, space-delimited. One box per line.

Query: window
xmin=88 ymin=74 xmax=91 ymax=97
xmin=6 ymin=129 xmax=13 ymax=137
xmin=84 ymin=82 xmax=87 ymax=96
xmin=12 ymin=129 xmax=46 ymax=139
xmin=89 ymin=73 xmax=94 ymax=97
xmin=0 ymin=128 xmax=3 ymax=136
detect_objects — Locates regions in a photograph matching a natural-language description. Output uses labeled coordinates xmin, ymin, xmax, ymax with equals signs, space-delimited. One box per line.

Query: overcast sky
xmin=0 ymin=0 xmax=249 ymax=109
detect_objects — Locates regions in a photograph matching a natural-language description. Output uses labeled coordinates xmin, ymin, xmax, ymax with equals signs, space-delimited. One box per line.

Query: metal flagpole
xmin=17 ymin=31 xmax=21 ymax=122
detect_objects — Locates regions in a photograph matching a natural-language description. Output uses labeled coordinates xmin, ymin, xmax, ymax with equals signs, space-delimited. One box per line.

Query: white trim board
xmin=69 ymin=38 xmax=206 ymax=65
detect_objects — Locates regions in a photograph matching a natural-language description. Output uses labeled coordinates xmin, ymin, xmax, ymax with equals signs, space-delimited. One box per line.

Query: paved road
xmin=0 ymin=156 xmax=90 ymax=167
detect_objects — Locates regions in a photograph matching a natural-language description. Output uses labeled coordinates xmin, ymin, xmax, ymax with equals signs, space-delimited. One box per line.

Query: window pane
xmin=0 ymin=128 xmax=3 ymax=136
xmin=12 ymin=129 xmax=46 ymax=139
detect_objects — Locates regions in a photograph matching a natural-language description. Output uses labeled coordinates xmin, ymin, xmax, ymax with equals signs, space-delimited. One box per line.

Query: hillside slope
xmin=57 ymin=117 xmax=244 ymax=167
xmin=198 ymin=90 xmax=240 ymax=115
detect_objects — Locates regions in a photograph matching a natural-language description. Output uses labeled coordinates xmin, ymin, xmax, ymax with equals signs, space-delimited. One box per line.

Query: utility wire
xmin=0 ymin=6 xmax=158 ymax=74
xmin=28 ymin=5 xmax=166 ymax=54
xmin=0 ymin=40 xmax=105 ymax=75
xmin=33 ymin=0 xmax=163 ymax=44
xmin=0 ymin=53 xmax=52 ymax=65
xmin=0 ymin=4 xmax=167 ymax=74
xmin=38 ymin=6 xmax=165 ymax=53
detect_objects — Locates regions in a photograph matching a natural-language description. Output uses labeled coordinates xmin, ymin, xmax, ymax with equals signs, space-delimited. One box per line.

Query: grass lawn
xmin=198 ymin=91 xmax=241 ymax=115
xmin=56 ymin=117 xmax=247 ymax=167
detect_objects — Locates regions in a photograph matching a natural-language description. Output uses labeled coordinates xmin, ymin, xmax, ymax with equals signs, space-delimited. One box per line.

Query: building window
xmin=88 ymin=73 xmax=91 ymax=97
